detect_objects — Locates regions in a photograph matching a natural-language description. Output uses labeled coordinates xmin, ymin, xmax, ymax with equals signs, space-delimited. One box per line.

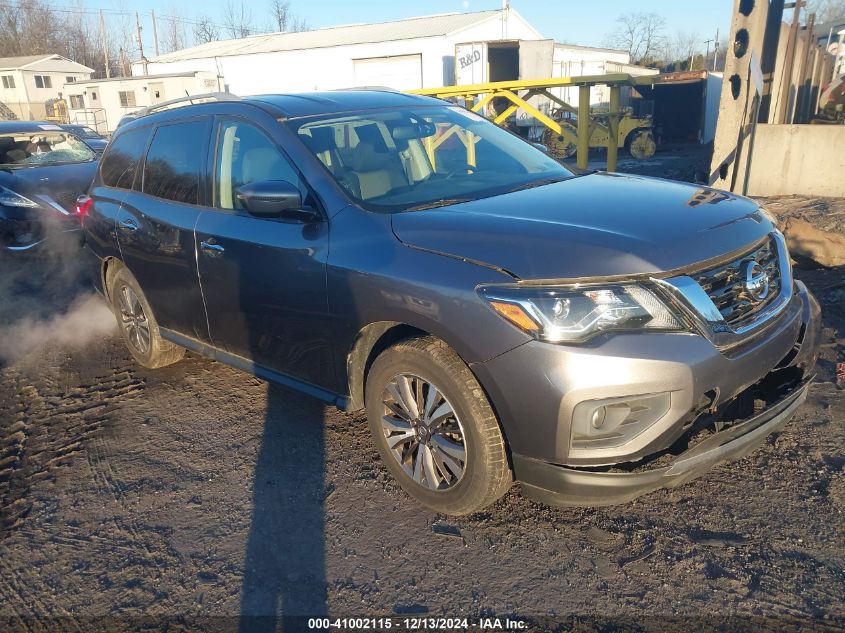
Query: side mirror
xmin=235 ymin=180 xmax=320 ymax=222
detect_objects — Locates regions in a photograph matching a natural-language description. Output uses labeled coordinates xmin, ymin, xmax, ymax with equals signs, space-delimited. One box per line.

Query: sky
xmin=288 ymin=1 xmax=734 ymax=48
xmin=110 ymin=0 xmax=735 ymax=55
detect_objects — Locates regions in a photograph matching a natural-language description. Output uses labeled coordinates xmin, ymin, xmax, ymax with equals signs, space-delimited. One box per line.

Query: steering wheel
xmin=445 ymin=164 xmax=477 ymax=179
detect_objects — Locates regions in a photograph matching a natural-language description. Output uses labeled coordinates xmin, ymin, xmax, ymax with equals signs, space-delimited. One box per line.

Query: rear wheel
xmin=110 ymin=267 xmax=184 ymax=369
xmin=365 ymin=336 xmax=512 ymax=515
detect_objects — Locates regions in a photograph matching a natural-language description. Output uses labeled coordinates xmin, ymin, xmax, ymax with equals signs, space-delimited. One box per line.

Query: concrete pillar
xmin=759 ymin=0 xmax=785 ymax=121
xmin=709 ymin=0 xmax=773 ymax=192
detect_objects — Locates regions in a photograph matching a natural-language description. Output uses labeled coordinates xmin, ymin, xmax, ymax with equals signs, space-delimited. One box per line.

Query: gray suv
xmin=80 ymin=91 xmax=821 ymax=515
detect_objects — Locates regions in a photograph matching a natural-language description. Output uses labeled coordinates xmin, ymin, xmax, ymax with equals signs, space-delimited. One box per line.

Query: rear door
xmin=86 ymin=125 xmax=152 ymax=263
xmin=115 ymin=118 xmax=212 ymax=342
xmin=194 ymin=116 xmax=332 ymax=389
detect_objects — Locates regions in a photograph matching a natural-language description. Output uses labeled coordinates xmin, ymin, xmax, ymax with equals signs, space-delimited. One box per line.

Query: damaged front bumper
xmin=514 ymin=375 xmax=811 ymax=507
xmin=474 ymin=277 xmax=821 ymax=507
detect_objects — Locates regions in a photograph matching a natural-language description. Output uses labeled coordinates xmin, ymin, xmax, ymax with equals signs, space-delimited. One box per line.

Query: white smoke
xmin=0 ymin=292 xmax=116 ymax=364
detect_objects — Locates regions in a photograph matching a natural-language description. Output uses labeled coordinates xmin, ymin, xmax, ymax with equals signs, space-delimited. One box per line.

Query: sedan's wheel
xmin=109 ymin=267 xmax=185 ymax=369
xmin=366 ymin=336 xmax=512 ymax=515
xmin=381 ymin=373 xmax=467 ymax=491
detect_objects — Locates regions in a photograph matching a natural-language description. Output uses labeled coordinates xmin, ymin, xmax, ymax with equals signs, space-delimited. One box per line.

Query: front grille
xmin=694 ymin=238 xmax=782 ymax=329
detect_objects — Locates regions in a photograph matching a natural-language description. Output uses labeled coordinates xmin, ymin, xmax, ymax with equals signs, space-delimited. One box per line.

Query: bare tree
xmin=269 ymin=0 xmax=308 ymax=32
xmin=605 ymin=12 xmax=666 ymax=64
xmin=0 ymin=0 xmax=130 ymax=77
xmin=193 ymin=15 xmax=220 ymax=44
xmin=660 ymin=31 xmax=702 ymax=70
xmin=223 ymin=0 xmax=255 ymax=38
xmin=161 ymin=8 xmax=186 ymax=53
xmin=805 ymin=0 xmax=845 ymax=22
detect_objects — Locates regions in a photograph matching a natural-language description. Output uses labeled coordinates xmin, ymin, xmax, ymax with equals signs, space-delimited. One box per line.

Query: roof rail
xmin=133 ymin=92 xmax=241 ymax=118
xmin=333 ymin=86 xmax=401 ymax=93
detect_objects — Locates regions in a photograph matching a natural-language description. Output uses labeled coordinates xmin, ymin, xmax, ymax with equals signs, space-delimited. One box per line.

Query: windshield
xmin=70 ymin=126 xmax=101 ymax=139
xmin=0 ymin=130 xmax=96 ymax=166
xmin=291 ymin=105 xmax=573 ymax=212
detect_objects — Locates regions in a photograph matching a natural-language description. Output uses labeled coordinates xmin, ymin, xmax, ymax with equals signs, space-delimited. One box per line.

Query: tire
xmin=365 ymin=336 xmax=512 ymax=515
xmin=626 ymin=129 xmax=656 ymax=160
xmin=109 ymin=267 xmax=185 ymax=369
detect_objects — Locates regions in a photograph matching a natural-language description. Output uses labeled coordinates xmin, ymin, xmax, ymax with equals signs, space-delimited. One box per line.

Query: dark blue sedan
xmin=0 ymin=121 xmax=99 ymax=251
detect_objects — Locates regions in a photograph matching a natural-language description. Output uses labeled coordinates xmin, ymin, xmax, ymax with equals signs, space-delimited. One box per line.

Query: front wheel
xmin=365 ymin=336 xmax=512 ymax=515
xmin=626 ymin=129 xmax=656 ymax=160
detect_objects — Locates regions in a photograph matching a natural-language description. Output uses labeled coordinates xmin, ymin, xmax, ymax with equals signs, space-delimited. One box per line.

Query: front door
xmin=195 ymin=117 xmax=333 ymax=389
xmin=115 ymin=117 xmax=212 ymax=342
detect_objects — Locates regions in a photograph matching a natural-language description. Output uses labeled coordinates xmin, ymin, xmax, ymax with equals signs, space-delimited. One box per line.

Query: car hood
xmin=0 ymin=160 xmax=98 ymax=212
xmin=390 ymin=172 xmax=775 ymax=280
xmin=83 ymin=138 xmax=108 ymax=151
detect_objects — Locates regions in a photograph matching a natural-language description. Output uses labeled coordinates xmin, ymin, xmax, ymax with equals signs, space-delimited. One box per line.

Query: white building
xmin=131 ymin=8 xmax=637 ymax=104
xmin=551 ymin=44 xmax=658 ymax=107
xmin=0 ymin=54 xmax=93 ymax=120
xmin=62 ymin=71 xmax=221 ymax=132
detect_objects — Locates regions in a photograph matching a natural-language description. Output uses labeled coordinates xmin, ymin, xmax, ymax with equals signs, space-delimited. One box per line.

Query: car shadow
xmin=238 ymin=384 xmax=329 ymax=632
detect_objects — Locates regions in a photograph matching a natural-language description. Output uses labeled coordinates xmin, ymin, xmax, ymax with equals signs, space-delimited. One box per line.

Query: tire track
xmin=0 ymin=362 xmax=145 ymax=541
xmin=1 ymin=358 xmax=147 ymax=622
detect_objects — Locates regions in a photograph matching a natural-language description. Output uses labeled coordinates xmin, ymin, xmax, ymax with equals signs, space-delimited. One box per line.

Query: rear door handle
xmin=118 ymin=218 xmax=139 ymax=231
xmin=200 ymin=240 xmax=225 ymax=257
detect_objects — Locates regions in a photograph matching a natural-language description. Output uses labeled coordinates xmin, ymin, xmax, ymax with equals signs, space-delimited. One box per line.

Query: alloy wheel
xmin=117 ymin=285 xmax=151 ymax=356
xmin=380 ymin=373 xmax=467 ymax=491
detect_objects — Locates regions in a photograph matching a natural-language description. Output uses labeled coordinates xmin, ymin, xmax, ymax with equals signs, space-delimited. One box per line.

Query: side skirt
xmin=160 ymin=328 xmax=353 ymax=411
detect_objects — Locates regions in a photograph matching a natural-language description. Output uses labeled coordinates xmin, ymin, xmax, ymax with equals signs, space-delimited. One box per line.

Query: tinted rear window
xmin=143 ymin=119 xmax=210 ymax=204
xmin=101 ymin=127 xmax=151 ymax=189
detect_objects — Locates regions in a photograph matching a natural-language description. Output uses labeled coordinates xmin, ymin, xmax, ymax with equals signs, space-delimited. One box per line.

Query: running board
xmin=159 ymin=328 xmax=352 ymax=411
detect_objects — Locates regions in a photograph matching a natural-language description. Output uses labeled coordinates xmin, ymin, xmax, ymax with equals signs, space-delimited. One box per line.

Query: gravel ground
xmin=0 ymin=217 xmax=843 ymax=632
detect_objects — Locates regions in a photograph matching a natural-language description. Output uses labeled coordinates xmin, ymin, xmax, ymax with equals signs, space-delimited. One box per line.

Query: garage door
xmin=353 ymin=54 xmax=422 ymax=91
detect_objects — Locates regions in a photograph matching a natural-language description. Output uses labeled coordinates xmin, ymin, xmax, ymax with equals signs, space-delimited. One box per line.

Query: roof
xmin=247 ymin=90 xmax=443 ymax=118
xmin=0 ymin=120 xmax=71 ymax=133
xmin=149 ymin=10 xmax=507 ymax=63
xmin=554 ymin=42 xmax=628 ymax=56
xmin=0 ymin=53 xmax=93 ymax=72
xmin=0 ymin=54 xmax=54 ymax=70
xmin=67 ymin=71 xmax=211 ymax=86
xmin=117 ymin=90 xmax=444 ymax=133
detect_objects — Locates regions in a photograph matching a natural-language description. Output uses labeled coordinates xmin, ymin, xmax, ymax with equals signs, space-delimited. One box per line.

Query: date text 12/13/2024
xmin=307 ymin=617 xmax=529 ymax=630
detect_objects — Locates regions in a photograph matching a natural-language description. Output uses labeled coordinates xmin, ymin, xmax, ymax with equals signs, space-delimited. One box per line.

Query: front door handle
xmin=200 ymin=240 xmax=225 ymax=257
xmin=118 ymin=218 xmax=139 ymax=231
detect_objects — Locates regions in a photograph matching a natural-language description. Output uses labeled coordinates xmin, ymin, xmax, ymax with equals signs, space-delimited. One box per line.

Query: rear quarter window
xmin=142 ymin=119 xmax=211 ymax=205
xmin=101 ymin=127 xmax=152 ymax=189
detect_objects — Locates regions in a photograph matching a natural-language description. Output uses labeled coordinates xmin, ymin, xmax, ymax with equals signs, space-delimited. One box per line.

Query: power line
xmin=0 ymin=0 xmax=238 ymax=33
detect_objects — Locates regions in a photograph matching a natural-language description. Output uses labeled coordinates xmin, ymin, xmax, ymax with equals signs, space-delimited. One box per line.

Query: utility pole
xmin=136 ymin=12 xmax=148 ymax=75
xmin=704 ymin=37 xmax=714 ymax=70
xmin=151 ymin=10 xmax=160 ymax=57
xmin=713 ymin=28 xmax=719 ymax=71
xmin=99 ymin=10 xmax=110 ymax=78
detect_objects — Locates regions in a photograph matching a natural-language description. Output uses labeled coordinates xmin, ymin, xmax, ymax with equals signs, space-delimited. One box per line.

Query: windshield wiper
xmin=504 ymin=177 xmax=568 ymax=193
xmin=405 ymin=198 xmax=471 ymax=211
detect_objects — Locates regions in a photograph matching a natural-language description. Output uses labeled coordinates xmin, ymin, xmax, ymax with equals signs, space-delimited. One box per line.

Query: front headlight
xmin=0 ymin=186 xmax=38 ymax=208
xmin=478 ymin=283 xmax=684 ymax=343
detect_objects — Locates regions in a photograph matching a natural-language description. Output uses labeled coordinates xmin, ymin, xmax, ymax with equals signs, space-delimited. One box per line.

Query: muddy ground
xmin=0 ymin=203 xmax=843 ymax=632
